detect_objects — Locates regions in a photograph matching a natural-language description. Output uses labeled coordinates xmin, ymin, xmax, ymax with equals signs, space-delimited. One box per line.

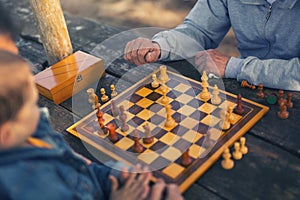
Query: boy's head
xmin=0 ymin=51 xmax=39 ymax=149
xmin=0 ymin=3 xmax=19 ymax=54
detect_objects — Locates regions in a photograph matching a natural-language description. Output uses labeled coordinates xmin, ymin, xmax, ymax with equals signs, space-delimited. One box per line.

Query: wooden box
xmin=34 ymin=51 xmax=105 ymax=104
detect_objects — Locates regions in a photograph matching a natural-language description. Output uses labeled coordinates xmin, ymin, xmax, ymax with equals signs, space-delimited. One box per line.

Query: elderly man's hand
xmin=124 ymin=37 xmax=161 ymax=66
xmin=195 ymin=49 xmax=230 ymax=77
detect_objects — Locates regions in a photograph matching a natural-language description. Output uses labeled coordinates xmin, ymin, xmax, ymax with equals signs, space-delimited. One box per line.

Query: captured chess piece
xmin=277 ymin=101 xmax=289 ymax=119
xmin=277 ymin=90 xmax=287 ymax=106
xmin=132 ymin=130 xmax=144 ymax=153
xmin=107 ymin=123 xmax=118 ymax=143
xmin=234 ymin=94 xmax=245 ymax=115
xmin=87 ymin=88 xmax=100 ymax=110
xmin=96 ymin=108 xmax=108 ymax=135
xmin=221 ymin=147 xmax=234 ymax=170
xmin=151 ymin=74 xmax=160 ymax=88
xmin=142 ymin=123 xmax=154 ymax=144
xmin=256 ymin=83 xmax=265 ymax=99
xmin=219 ymin=110 xmax=231 ymax=130
xmin=181 ymin=148 xmax=192 ymax=167
xmin=241 ymin=80 xmax=256 ymax=90
xmin=158 ymin=65 xmax=169 ymax=84
xmin=199 ymin=71 xmax=211 ymax=102
xmin=164 ymin=104 xmax=176 ymax=128
xmin=287 ymin=92 xmax=293 ymax=108
xmin=232 ymin=142 xmax=243 ymax=160
xmin=211 ymin=84 xmax=221 ymax=105
xmin=110 ymin=84 xmax=118 ymax=98
xmin=240 ymin=137 xmax=248 ymax=155
xmin=100 ymin=88 xmax=109 ymax=102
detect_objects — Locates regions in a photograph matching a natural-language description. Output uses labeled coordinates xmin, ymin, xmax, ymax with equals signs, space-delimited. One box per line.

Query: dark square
xmin=150 ymin=157 xmax=171 ymax=169
xmin=128 ymin=145 xmax=146 ymax=153
xmin=144 ymin=83 xmax=156 ymax=90
xmin=184 ymin=88 xmax=199 ymax=97
xmin=127 ymin=129 xmax=143 ymax=140
xmin=147 ymin=103 xmax=164 ymax=113
xmin=195 ymin=136 xmax=205 ymax=146
xmin=167 ymin=90 xmax=182 ymax=99
xmin=189 ymin=110 xmax=207 ymax=121
xmin=146 ymin=92 xmax=162 ymax=101
xmin=128 ymin=104 xmax=144 ymax=115
xmin=174 ymin=155 xmax=195 ymax=167
xmin=187 ymin=98 xmax=203 ymax=108
xmin=106 ymin=119 xmax=120 ymax=129
xmin=152 ymin=127 xmax=167 ymax=139
xmin=150 ymin=141 xmax=168 ymax=152
xmin=148 ymin=114 xmax=165 ymax=125
xmin=170 ymin=100 xmax=181 ymax=111
xmin=172 ymin=112 xmax=186 ymax=123
xmin=167 ymin=79 xmax=180 ymax=88
xmin=105 ymin=133 xmax=124 ymax=144
xmin=129 ymin=93 xmax=143 ymax=103
xmin=193 ymin=123 xmax=210 ymax=134
xmin=128 ymin=116 xmax=145 ymax=127
xmin=173 ymin=139 xmax=192 ymax=152
xmin=171 ymin=126 xmax=189 ymax=137
xmin=210 ymin=107 xmax=223 ymax=117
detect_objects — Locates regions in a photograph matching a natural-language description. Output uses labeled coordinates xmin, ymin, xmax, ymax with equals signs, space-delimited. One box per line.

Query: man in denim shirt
xmin=124 ymin=0 xmax=300 ymax=91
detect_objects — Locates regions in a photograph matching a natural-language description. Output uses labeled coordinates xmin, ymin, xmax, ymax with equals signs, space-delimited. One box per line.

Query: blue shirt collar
xmin=240 ymin=0 xmax=298 ymax=9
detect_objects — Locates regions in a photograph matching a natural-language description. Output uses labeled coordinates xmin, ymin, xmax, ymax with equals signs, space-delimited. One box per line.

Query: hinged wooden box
xmin=34 ymin=51 xmax=105 ymax=104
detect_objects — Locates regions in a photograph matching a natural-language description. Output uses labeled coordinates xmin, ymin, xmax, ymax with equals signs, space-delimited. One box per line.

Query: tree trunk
xmin=30 ymin=0 xmax=73 ymax=65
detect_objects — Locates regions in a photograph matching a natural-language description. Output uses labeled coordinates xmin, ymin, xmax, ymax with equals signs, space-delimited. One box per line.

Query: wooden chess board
xmin=67 ymin=68 xmax=269 ymax=192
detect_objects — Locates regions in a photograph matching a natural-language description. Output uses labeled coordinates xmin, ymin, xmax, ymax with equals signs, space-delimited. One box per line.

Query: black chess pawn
xmin=277 ymin=90 xmax=287 ymax=105
xmin=256 ymin=83 xmax=265 ymax=99
xmin=277 ymin=102 xmax=289 ymax=119
xmin=287 ymin=92 xmax=293 ymax=108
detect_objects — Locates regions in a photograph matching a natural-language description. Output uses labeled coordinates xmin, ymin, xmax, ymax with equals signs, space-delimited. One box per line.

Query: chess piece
xmin=160 ymin=83 xmax=169 ymax=105
xmin=100 ymin=88 xmax=109 ymax=102
xmin=211 ymin=85 xmax=221 ymax=105
xmin=132 ymin=130 xmax=144 ymax=153
xmin=107 ymin=123 xmax=118 ymax=143
xmin=203 ymin=130 xmax=215 ymax=149
xmin=164 ymin=104 xmax=176 ymax=128
xmin=158 ymin=65 xmax=169 ymax=84
xmin=181 ymin=149 xmax=192 ymax=167
xmin=277 ymin=90 xmax=287 ymax=106
xmin=199 ymin=71 xmax=211 ymax=102
xmin=96 ymin=108 xmax=108 ymax=134
xmin=221 ymin=148 xmax=234 ymax=170
xmin=110 ymin=84 xmax=118 ymax=98
xmin=111 ymin=100 xmax=119 ymax=117
xmin=219 ymin=110 xmax=231 ymax=130
xmin=277 ymin=101 xmax=289 ymax=119
xmin=227 ymin=106 xmax=235 ymax=124
xmin=240 ymin=137 xmax=248 ymax=155
xmin=241 ymin=80 xmax=256 ymax=90
xmin=234 ymin=94 xmax=245 ymax=115
xmin=256 ymin=83 xmax=265 ymax=99
xmin=87 ymin=88 xmax=100 ymax=110
xmin=151 ymin=74 xmax=160 ymax=88
xmin=119 ymin=111 xmax=129 ymax=132
xmin=232 ymin=142 xmax=243 ymax=160
xmin=142 ymin=123 xmax=154 ymax=144
xmin=287 ymin=92 xmax=293 ymax=108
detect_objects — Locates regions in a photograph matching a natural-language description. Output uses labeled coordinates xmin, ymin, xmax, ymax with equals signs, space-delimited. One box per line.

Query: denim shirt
xmin=152 ymin=0 xmax=300 ymax=91
xmin=0 ymin=109 xmax=111 ymax=200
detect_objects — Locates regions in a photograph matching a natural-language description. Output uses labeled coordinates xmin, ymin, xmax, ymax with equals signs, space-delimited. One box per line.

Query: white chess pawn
xmin=100 ymin=88 xmax=109 ymax=102
xmin=151 ymin=74 xmax=159 ymax=88
xmin=110 ymin=84 xmax=118 ymax=98
xmin=211 ymin=85 xmax=221 ymax=105
xmin=240 ymin=137 xmax=248 ymax=155
xmin=228 ymin=106 xmax=235 ymax=124
xmin=221 ymin=148 xmax=234 ymax=170
xmin=232 ymin=142 xmax=243 ymax=160
xmin=159 ymin=65 xmax=169 ymax=84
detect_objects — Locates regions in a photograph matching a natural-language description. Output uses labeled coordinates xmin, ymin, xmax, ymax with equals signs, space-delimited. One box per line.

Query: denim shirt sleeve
xmin=237 ymin=57 xmax=300 ymax=91
xmin=152 ymin=0 xmax=230 ymax=61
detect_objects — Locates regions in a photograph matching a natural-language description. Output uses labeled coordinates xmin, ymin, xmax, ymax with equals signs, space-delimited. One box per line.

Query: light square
xmin=175 ymin=94 xmax=194 ymax=104
xmin=182 ymin=131 xmax=203 ymax=143
xmin=180 ymin=117 xmax=199 ymax=129
xmin=160 ymin=132 xmax=180 ymax=145
xmin=207 ymin=128 xmax=222 ymax=140
xmin=219 ymin=100 xmax=237 ymax=110
xmin=162 ymin=163 xmax=185 ymax=179
xmin=135 ymin=87 xmax=153 ymax=97
xmin=173 ymin=83 xmax=190 ymax=93
xmin=200 ymin=115 xmax=220 ymax=127
xmin=161 ymin=146 xmax=182 ymax=161
xmin=118 ymin=100 xmax=134 ymax=110
xmin=231 ymin=113 xmax=242 ymax=124
xmin=178 ymin=105 xmax=196 ymax=117
xmin=189 ymin=144 xmax=206 ymax=159
xmin=199 ymin=103 xmax=217 ymax=114
xmin=102 ymin=113 xmax=114 ymax=123
xmin=115 ymin=137 xmax=134 ymax=150
xmin=136 ymin=98 xmax=154 ymax=108
xmin=136 ymin=109 xmax=155 ymax=120
xmin=138 ymin=149 xmax=159 ymax=164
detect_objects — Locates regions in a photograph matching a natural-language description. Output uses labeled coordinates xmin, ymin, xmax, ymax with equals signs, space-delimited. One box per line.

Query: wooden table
xmin=5 ymin=0 xmax=300 ymax=199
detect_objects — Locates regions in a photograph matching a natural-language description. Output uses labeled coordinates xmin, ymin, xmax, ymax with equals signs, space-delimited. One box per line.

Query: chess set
xmin=67 ymin=66 xmax=269 ymax=192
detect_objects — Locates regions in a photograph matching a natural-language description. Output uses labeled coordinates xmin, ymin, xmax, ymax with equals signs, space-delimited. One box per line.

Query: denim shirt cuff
xmin=225 ymin=57 xmax=244 ymax=78
xmin=152 ymin=37 xmax=170 ymax=61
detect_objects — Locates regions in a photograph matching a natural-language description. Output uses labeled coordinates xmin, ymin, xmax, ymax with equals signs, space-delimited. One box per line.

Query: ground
xmin=60 ymin=0 xmax=239 ymax=57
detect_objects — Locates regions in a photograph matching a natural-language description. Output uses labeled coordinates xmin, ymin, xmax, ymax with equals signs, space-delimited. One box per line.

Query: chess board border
xmin=67 ymin=68 xmax=269 ymax=192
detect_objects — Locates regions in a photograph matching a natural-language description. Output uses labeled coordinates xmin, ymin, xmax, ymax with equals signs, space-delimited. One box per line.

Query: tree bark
xmin=30 ymin=0 xmax=73 ymax=65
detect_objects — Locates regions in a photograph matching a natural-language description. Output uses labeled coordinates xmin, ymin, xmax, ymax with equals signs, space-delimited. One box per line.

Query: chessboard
xmin=67 ymin=67 xmax=269 ymax=192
